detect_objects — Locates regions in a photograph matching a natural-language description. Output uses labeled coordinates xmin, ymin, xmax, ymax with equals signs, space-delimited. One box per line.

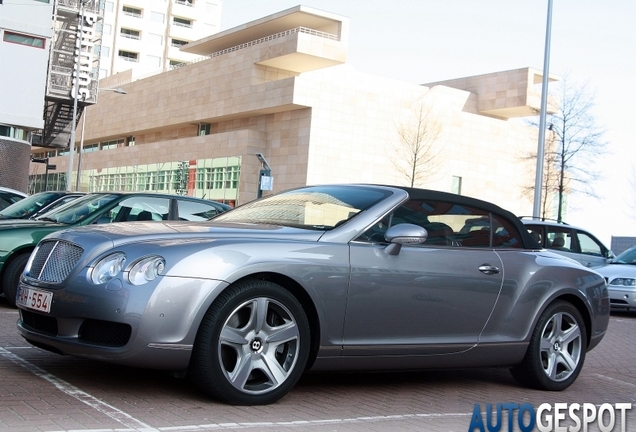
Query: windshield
xmin=613 ymin=247 xmax=636 ymax=265
xmin=35 ymin=194 xmax=119 ymax=224
xmin=214 ymin=185 xmax=391 ymax=230
xmin=0 ymin=192 xmax=63 ymax=219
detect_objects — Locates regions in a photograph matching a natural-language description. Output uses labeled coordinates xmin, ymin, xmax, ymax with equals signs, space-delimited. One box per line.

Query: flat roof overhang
xmin=183 ymin=5 xmax=345 ymax=56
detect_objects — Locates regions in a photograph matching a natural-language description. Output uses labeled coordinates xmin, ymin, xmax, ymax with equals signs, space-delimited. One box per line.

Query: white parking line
xmin=593 ymin=373 xmax=636 ymax=388
xmin=0 ymin=347 xmax=158 ymax=432
xmin=157 ymin=413 xmax=473 ymax=431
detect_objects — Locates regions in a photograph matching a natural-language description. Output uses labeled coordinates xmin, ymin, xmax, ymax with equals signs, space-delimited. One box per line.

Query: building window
xmin=101 ymin=46 xmax=110 ymax=58
xmin=101 ymin=138 xmax=125 ymax=150
xmin=126 ymin=136 xmax=135 ymax=146
xmin=103 ymin=24 xmax=112 ymax=35
xmin=118 ymin=50 xmax=138 ymax=62
xmin=149 ymin=33 xmax=163 ymax=45
xmin=150 ymin=11 xmax=165 ymax=23
xmin=173 ymin=17 xmax=192 ymax=28
xmin=171 ymin=38 xmax=188 ymax=48
xmin=82 ymin=143 xmax=99 ymax=153
xmin=0 ymin=125 xmax=28 ymax=140
xmin=199 ymin=123 xmax=210 ymax=136
xmin=104 ymin=1 xmax=114 ymax=12
xmin=120 ymin=28 xmax=141 ymax=40
xmin=3 ymin=32 xmax=45 ymax=49
xmin=122 ymin=6 xmax=142 ymax=18
xmin=451 ymin=176 xmax=462 ymax=195
xmin=176 ymin=0 xmax=194 ymax=6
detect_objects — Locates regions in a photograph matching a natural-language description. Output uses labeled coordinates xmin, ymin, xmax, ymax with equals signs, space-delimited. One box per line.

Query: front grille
xmin=28 ymin=240 xmax=84 ymax=283
xmin=20 ymin=310 xmax=58 ymax=336
xmin=78 ymin=319 xmax=131 ymax=347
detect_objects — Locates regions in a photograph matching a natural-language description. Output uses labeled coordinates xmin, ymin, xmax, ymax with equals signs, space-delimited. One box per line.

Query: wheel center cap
xmin=553 ymin=341 xmax=561 ymax=351
xmin=250 ymin=337 xmax=263 ymax=353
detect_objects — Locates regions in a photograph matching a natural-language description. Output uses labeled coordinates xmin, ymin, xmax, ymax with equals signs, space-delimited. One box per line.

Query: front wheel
xmin=189 ymin=280 xmax=310 ymax=405
xmin=511 ymin=300 xmax=587 ymax=391
xmin=2 ymin=253 xmax=30 ymax=308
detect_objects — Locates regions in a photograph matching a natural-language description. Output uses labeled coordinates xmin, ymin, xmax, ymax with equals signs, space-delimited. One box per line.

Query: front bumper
xmin=608 ymin=285 xmax=636 ymax=309
xmin=16 ymin=275 xmax=229 ymax=370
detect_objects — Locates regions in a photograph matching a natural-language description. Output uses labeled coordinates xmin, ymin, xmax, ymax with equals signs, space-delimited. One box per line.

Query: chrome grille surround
xmin=28 ymin=240 xmax=84 ymax=283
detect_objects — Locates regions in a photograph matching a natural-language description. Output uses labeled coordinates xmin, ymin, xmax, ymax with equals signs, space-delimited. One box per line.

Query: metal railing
xmin=173 ymin=21 xmax=193 ymax=28
xmin=209 ymin=27 xmax=339 ymax=59
xmin=120 ymin=33 xmax=141 ymax=40
xmin=122 ymin=10 xmax=142 ymax=18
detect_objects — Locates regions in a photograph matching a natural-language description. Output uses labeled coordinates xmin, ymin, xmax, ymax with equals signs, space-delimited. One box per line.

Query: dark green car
xmin=0 ymin=192 xmax=231 ymax=307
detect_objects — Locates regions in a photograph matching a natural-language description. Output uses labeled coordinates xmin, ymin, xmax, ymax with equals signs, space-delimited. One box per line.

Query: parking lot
xmin=1 ymin=298 xmax=634 ymax=432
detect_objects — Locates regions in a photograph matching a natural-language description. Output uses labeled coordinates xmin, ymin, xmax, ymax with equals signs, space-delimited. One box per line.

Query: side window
xmin=577 ymin=231 xmax=603 ymax=256
xmin=112 ymin=197 xmax=170 ymax=222
xmin=177 ymin=200 xmax=220 ymax=221
xmin=357 ymin=199 xmax=521 ymax=248
xmin=546 ymin=228 xmax=574 ymax=252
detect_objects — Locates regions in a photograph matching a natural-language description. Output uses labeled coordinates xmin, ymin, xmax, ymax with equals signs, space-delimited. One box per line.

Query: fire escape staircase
xmin=40 ymin=1 xmax=101 ymax=148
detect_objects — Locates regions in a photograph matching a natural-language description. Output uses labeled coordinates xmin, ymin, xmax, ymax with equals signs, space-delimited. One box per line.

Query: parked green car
xmin=0 ymin=192 xmax=231 ymax=307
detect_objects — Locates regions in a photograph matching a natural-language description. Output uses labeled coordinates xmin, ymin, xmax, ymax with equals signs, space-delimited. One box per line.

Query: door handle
xmin=478 ymin=265 xmax=500 ymax=275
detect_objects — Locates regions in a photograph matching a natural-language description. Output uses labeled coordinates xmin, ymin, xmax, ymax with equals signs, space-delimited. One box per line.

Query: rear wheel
xmin=511 ymin=300 xmax=586 ymax=390
xmin=189 ymin=280 xmax=310 ymax=405
xmin=2 ymin=253 xmax=30 ymax=308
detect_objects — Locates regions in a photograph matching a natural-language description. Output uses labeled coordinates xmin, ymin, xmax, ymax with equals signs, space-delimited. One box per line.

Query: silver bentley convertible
xmin=15 ymin=184 xmax=609 ymax=405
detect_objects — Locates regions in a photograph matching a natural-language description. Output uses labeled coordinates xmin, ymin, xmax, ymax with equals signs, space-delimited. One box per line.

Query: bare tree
xmin=526 ymin=75 xmax=607 ymax=222
xmin=392 ymin=100 xmax=443 ymax=188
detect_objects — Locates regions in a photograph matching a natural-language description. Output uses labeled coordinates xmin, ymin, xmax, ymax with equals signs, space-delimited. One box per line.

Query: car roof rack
xmin=518 ymin=216 xmax=569 ymax=225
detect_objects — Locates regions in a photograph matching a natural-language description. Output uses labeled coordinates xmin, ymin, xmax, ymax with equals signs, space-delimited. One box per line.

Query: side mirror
xmin=384 ymin=223 xmax=428 ymax=255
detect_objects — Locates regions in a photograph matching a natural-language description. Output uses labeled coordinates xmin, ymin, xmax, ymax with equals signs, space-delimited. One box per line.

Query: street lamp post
xmin=533 ymin=0 xmax=554 ymax=218
xmin=75 ymin=87 xmax=127 ymax=190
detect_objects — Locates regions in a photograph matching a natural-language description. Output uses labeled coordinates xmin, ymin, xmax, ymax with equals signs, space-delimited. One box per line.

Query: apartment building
xmin=30 ymin=5 xmax=552 ymax=215
xmin=99 ymin=0 xmax=222 ymax=80
xmin=0 ymin=0 xmax=54 ymax=192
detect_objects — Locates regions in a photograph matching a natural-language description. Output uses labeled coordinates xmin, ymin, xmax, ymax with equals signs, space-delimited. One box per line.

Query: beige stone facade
xmin=31 ymin=5 xmax=552 ymax=215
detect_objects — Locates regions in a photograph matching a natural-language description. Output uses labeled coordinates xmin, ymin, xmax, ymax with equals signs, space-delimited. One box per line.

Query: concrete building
xmin=30 ymin=5 xmax=553 ymax=214
xmin=99 ymin=0 xmax=222 ymax=80
xmin=0 ymin=0 xmax=54 ymax=192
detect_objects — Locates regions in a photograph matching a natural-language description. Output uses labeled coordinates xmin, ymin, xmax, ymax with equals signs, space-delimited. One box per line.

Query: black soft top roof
xmin=394 ymin=186 xmax=541 ymax=250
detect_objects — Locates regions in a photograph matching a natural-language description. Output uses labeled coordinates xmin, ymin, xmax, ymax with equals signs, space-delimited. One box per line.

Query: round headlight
xmin=90 ymin=252 xmax=126 ymax=284
xmin=127 ymin=256 xmax=165 ymax=286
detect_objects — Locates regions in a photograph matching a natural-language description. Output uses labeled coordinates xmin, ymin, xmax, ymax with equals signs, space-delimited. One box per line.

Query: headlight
xmin=127 ymin=256 xmax=165 ymax=286
xmin=609 ymin=278 xmax=636 ymax=287
xmin=90 ymin=252 xmax=126 ymax=284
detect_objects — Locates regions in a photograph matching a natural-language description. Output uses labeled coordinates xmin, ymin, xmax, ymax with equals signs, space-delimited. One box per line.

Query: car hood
xmin=594 ymin=263 xmax=636 ymax=280
xmin=51 ymin=220 xmax=326 ymax=248
xmin=0 ymin=219 xmax=64 ymax=230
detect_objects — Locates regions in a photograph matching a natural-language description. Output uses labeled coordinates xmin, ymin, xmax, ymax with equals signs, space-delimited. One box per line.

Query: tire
xmin=511 ymin=300 xmax=587 ymax=391
xmin=189 ymin=279 xmax=310 ymax=405
xmin=2 ymin=253 xmax=30 ymax=308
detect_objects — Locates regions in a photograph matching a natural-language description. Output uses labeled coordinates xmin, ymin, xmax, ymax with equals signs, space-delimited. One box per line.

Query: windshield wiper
xmin=37 ymin=217 xmax=62 ymax=223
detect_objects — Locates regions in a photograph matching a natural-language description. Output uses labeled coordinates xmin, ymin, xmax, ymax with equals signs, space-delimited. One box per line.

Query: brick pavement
xmin=0 ymin=299 xmax=634 ymax=432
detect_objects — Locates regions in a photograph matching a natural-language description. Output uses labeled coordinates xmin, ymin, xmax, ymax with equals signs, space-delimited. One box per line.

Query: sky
xmin=220 ymin=0 xmax=636 ymax=247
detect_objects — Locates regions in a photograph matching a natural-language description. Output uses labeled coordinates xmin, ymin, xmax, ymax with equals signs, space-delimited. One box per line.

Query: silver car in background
xmin=595 ymin=245 xmax=636 ymax=311
xmin=15 ymin=185 xmax=609 ymax=405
